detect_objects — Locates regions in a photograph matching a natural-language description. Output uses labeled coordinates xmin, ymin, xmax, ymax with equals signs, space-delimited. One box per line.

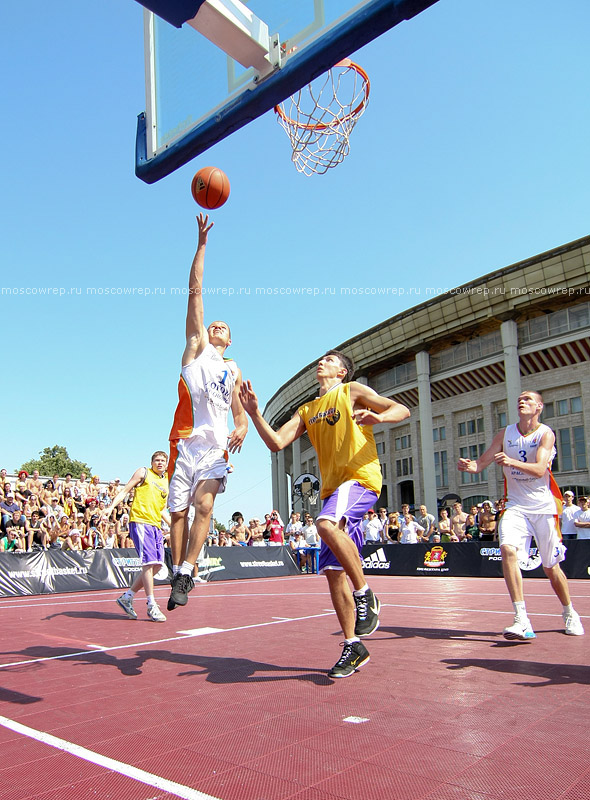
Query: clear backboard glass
xmin=136 ymin=0 xmax=440 ymax=182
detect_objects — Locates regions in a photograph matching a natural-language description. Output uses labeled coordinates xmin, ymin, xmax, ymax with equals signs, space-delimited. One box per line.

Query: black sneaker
xmin=353 ymin=588 xmax=380 ymax=637
xmin=328 ymin=641 xmax=370 ymax=678
xmin=167 ymin=573 xmax=194 ymax=611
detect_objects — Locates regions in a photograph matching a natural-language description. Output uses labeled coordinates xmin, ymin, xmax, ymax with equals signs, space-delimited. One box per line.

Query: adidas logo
xmin=362 ymin=547 xmax=391 ymax=570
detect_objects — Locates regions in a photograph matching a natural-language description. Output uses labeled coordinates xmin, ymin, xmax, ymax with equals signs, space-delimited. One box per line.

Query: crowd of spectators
xmin=2 ymin=467 xmax=588 ymax=556
xmin=205 ymin=510 xmax=321 ymax=571
xmin=357 ymin=494 xmax=590 ymax=545
xmin=0 ymin=469 xmax=138 ymax=553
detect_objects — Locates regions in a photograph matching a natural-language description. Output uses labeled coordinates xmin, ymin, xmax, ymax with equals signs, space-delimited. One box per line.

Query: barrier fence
xmin=0 ymin=541 xmax=589 ymax=598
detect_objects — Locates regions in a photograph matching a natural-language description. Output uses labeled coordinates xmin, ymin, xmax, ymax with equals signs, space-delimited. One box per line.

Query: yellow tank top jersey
xmin=130 ymin=468 xmax=169 ymax=527
xmin=298 ymin=382 xmax=382 ymax=500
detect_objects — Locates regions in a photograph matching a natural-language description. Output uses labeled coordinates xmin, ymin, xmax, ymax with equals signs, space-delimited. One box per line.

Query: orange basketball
xmin=191 ymin=166 xmax=230 ymax=209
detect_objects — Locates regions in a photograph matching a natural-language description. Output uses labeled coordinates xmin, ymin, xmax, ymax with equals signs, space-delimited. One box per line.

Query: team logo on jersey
xmin=206 ymin=370 xmax=232 ymax=408
xmin=308 ymin=407 xmax=340 ymax=426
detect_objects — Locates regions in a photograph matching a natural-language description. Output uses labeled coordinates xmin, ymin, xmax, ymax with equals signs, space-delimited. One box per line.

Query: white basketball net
xmin=275 ymin=59 xmax=370 ymax=176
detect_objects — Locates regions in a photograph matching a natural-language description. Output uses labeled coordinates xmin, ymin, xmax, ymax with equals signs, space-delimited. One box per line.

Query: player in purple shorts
xmin=240 ymin=350 xmax=410 ymax=678
xmin=110 ymin=451 xmax=171 ymax=623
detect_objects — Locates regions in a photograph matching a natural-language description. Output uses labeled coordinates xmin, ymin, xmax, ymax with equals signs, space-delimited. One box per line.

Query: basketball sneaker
xmin=167 ymin=573 xmax=195 ymax=611
xmin=147 ymin=603 xmax=166 ymax=623
xmin=116 ymin=594 xmax=137 ymax=620
xmin=354 ymin=588 xmax=380 ymax=637
xmin=503 ymin=617 xmax=536 ymax=640
xmin=328 ymin=641 xmax=370 ymax=678
xmin=563 ymin=610 xmax=584 ymax=636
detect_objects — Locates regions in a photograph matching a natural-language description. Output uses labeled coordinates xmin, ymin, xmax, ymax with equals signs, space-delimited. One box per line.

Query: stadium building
xmin=264 ymin=236 xmax=590 ymax=518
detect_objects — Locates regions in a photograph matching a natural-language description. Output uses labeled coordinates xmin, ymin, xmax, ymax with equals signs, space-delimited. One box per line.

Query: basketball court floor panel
xmin=0 ymin=575 xmax=589 ymax=800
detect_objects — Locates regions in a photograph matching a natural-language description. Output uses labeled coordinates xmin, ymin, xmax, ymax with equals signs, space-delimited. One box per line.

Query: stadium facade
xmin=263 ymin=235 xmax=590 ymax=518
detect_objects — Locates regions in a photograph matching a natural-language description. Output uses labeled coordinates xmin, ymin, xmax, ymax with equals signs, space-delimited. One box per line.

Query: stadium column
xmin=501 ymin=319 xmax=521 ymax=424
xmin=291 ymin=437 xmax=301 ymax=512
xmin=415 ymin=350 xmax=437 ymax=514
xmin=277 ymin=449 xmax=289 ymax=522
xmin=271 ymin=452 xmax=279 ymax=511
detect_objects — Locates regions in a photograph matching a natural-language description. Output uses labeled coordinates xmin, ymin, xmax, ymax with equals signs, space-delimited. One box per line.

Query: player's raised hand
xmin=196 ymin=213 xmax=214 ymax=245
xmin=239 ymin=380 xmax=259 ymax=416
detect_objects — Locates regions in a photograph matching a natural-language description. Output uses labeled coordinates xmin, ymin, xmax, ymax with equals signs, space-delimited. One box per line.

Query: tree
xmin=18 ymin=445 xmax=93 ymax=479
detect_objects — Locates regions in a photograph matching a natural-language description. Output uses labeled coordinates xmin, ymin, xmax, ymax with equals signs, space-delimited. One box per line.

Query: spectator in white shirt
xmin=561 ymin=491 xmax=581 ymax=540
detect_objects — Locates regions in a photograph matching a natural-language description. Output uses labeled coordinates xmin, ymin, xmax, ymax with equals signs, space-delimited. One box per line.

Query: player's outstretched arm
xmin=107 ymin=468 xmax=146 ymax=516
xmin=349 ymin=382 xmax=411 ymax=426
xmin=182 ymin=214 xmax=214 ymax=367
xmin=228 ymin=369 xmax=248 ymax=454
xmin=457 ymin=430 xmax=504 ymax=474
xmin=239 ymin=380 xmax=305 ymax=452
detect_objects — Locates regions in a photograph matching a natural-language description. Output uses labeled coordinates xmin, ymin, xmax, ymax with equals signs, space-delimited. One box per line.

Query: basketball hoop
xmin=274 ymin=59 xmax=370 ymax=176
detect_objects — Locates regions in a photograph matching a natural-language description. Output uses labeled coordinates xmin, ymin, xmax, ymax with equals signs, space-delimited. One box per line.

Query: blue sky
xmin=2 ymin=0 xmax=589 ymax=523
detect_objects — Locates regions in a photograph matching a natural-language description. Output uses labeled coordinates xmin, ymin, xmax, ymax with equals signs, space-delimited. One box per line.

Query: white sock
xmin=344 ymin=637 xmax=360 ymax=644
xmin=180 ymin=560 xmax=194 ymax=576
xmin=123 ymin=590 xmax=135 ymax=599
xmin=146 ymin=594 xmax=155 ymax=606
xmin=513 ymin=601 xmax=527 ymax=619
xmin=562 ymin=603 xmax=574 ymax=615
xmin=172 ymin=565 xmax=180 ymax=575
xmin=353 ymin=584 xmax=369 ymax=597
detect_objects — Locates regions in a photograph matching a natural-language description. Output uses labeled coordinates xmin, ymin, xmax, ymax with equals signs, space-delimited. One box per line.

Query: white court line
xmin=0 ymin=714 xmax=220 ymax=800
xmin=381 ymin=602 xmax=586 ymax=620
xmin=0 ymin=611 xmax=336 ymax=670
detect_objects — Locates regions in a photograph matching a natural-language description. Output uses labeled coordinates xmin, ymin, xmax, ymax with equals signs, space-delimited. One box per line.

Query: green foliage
xmin=19 ymin=445 xmax=92 ymax=479
xmin=213 ymin=518 xmax=226 ymax=533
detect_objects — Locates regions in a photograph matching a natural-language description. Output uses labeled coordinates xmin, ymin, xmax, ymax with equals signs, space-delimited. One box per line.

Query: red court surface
xmin=0 ymin=574 xmax=588 ymax=800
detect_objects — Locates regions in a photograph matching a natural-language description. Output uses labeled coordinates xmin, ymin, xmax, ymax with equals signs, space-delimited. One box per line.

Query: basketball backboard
xmin=135 ymin=0 xmax=441 ymax=183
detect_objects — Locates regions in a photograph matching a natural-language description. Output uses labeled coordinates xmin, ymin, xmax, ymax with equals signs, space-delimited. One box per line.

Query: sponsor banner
xmin=0 ymin=548 xmax=170 ymax=598
xmin=199 ymin=545 xmax=300 ymax=581
xmin=362 ymin=541 xmax=590 ymax=579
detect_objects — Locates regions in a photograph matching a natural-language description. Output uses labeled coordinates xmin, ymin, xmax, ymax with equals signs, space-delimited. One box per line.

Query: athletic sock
xmin=146 ymin=594 xmax=155 ymax=606
xmin=513 ymin=601 xmax=527 ymax=619
xmin=172 ymin=565 xmax=180 ymax=575
xmin=123 ymin=590 xmax=135 ymax=599
xmin=180 ymin=560 xmax=194 ymax=576
xmin=562 ymin=603 xmax=574 ymax=615
xmin=353 ymin=584 xmax=369 ymax=597
xmin=344 ymin=637 xmax=360 ymax=644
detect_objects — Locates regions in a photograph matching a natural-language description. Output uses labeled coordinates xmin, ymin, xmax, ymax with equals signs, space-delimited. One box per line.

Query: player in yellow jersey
xmin=110 ymin=451 xmax=171 ymax=622
xmin=240 ymin=351 xmax=410 ymax=678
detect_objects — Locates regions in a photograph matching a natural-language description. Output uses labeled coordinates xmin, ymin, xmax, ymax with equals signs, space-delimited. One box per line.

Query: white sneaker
xmin=563 ymin=610 xmax=584 ymax=636
xmin=147 ymin=603 xmax=166 ymax=623
xmin=503 ymin=617 xmax=536 ymax=640
xmin=116 ymin=594 xmax=137 ymax=620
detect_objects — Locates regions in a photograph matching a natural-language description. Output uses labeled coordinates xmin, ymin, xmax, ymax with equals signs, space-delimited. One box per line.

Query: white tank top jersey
xmin=181 ymin=344 xmax=239 ymax=449
xmin=502 ymin=422 xmax=560 ymax=514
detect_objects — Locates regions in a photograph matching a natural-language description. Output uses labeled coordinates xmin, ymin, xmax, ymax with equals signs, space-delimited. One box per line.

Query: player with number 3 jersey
xmin=458 ymin=390 xmax=583 ymax=640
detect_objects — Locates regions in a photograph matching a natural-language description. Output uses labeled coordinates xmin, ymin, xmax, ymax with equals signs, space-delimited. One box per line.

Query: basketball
xmin=191 ymin=166 xmax=230 ymax=209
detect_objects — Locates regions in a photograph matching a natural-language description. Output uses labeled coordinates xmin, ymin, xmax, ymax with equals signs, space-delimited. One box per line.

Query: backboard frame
xmin=135 ymin=0 xmax=441 ymax=183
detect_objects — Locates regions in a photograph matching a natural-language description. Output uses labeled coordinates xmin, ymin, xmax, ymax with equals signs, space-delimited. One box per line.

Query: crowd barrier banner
xmin=0 ymin=548 xmax=166 ymax=598
xmin=361 ymin=541 xmax=590 ymax=579
xmin=0 ymin=546 xmax=300 ymax=597
xmin=0 ymin=542 xmax=587 ymax=597
xmin=199 ymin=545 xmax=300 ymax=581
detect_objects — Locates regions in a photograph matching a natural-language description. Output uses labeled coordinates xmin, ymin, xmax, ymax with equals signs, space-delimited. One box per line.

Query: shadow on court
xmin=366 ymin=625 xmax=500 ymax=642
xmin=0 ymin=645 xmax=334 ymax=685
xmin=42 ymin=610 xmax=126 ymax=622
xmin=443 ymin=657 xmax=590 ymax=687
xmin=0 ymin=687 xmax=42 ymax=705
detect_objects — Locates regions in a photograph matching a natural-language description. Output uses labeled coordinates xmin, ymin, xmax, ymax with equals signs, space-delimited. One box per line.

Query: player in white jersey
xmin=458 ymin=390 xmax=584 ymax=640
xmin=167 ymin=214 xmax=247 ymax=610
